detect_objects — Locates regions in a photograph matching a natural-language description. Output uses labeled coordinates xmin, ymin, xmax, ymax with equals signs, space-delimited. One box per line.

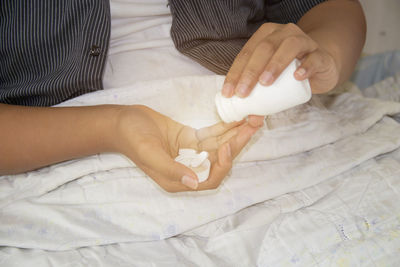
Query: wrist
xmin=95 ymin=105 xmax=126 ymax=154
xmin=110 ymin=104 xmax=145 ymax=157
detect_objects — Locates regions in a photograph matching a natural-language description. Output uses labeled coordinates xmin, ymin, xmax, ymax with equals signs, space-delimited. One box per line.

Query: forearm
xmin=0 ymin=103 xmax=121 ymax=175
xmin=297 ymin=0 xmax=366 ymax=85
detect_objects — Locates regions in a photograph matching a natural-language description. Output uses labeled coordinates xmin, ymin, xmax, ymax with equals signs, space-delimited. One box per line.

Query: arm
xmin=222 ymin=0 xmax=366 ymax=99
xmin=0 ymin=104 xmax=259 ymax=192
xmin=0 ymin=104 xmax=119 ymax=174
xmin=296 ymin=0 xmax=366 ymax=89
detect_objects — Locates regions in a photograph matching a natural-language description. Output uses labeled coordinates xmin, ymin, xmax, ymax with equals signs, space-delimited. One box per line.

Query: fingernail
xmin=222 ymin=83 xmax=234 ymax=97
xmin=259 ymin=71 xmax=273 ymax=85
xmin=236 ymin=83 xmax=248 ymax=97
xmin=181 ymin=175 xmax=198 ymax=189
xmin=295 ymin=68 xmax=306 ymax=77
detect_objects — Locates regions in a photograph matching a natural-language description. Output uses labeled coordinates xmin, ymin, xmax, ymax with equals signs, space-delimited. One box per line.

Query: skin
xmin=0 ymin=0 xmax=365 ymax=192
xmin=0 ymin=103 xmax=259 ymax=192
xmin=222 ymin=0 xmax=366 ymax=127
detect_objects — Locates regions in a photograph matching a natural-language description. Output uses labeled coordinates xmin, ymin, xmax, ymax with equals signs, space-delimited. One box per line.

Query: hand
xmin=222 ymin=23 xmax=340 ymax=127
xmin=114 ymin=105 xmax=259 ymax=192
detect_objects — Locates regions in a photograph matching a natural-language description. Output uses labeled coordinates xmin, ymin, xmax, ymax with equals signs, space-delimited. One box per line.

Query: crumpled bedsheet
xmin=1 ymin=73 xmax=400 ymax=266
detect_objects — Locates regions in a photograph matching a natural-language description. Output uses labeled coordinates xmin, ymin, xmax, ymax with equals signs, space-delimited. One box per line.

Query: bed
xmin=1 ymin=1 xmax=400 ymax=266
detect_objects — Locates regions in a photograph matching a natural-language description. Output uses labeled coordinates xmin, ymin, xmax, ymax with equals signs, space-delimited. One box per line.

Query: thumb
xmin=137 ymin=141 xmax=199 ymax=189
xmin=294 ymin=50 xmax=338 ymax=94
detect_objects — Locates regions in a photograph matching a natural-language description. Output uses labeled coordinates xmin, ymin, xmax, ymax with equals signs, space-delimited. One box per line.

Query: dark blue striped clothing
xmin=1 ymin=0 xmax=325 ymax=106
xmin=0 ymin=0 xmax=110 ymax=106
xmin=169 ymin=0 xmax=327 ymax=74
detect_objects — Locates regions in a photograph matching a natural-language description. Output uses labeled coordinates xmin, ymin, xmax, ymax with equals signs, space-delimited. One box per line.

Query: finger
xmin=222 ymin=23 xmax=277 ymax=97
xmin=261 ymin=34 xmax=317 ymax=87
xmin=197 ymin=124 xmax=259 ymax=191
xmin=234 ymin=40 xmax=276 ymax=97
xmin=294 ymin=49 xmax=332 ymax=80
xmin=229 ymin=123 xmax=260 ymax=158
xmin=145 ymin=143 xmax=232 ymax=192
xmin=195 ymin=120 xmax=244 ymax=141
xmin=294 ymin=50 xmax=339 ymax=94
xmin=198 ymin=142 xmax=232 ymax=190
xmin=200 ymin=123 xmax=257 ymax=190
xmin=191 ymin=124 xmax=259 ymax=191
xmin=139 ymin=124 xmax=259 ymax=192
xmin=206 ymin=150 xmax=218 ymax=163
xmin=294 ymin=52 xmax=321 ymax=81
xmin=137 ymin=140 xmax=198 ymax=185
xmin=141 ymin=164 xmax=198 ymax=193
xmin=233 ymin=24 xmax=306 ymax=97
xmin=198 ymin=124 xmax=241 ymax=151
xmin=247 ymin=115 xmax=265 ymax=128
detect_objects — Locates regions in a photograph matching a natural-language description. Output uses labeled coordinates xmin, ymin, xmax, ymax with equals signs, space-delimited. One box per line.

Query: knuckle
xmin=301 ymin=38 xmax=318 ymax=52
xmin=283 ymin=35 xmax=300 ymax=45
xmin=267 ymin=59 xmax=285 ymax=71
xmin=221 ymin=121 xmax=232 ymax=130
xmin=260 ymin=22 xmax=278 ymax=32
xmin=169 ymin=188 xmax=180 ymax=193
xmin=164 ymin=166 xmax=175 ymax=179
xmin=210 ymin=184 xmax=219 ymax=190
xmin=203 ymin=176 xmax=223 ymax=190
xmin=226 ymin=66 xmax=243 ymax=83
xmin=164 ymin=187 xmax=175 ymax=193
xmin=326 ymin=53 xmax=336 ymax=67
xmin=310 ymin=50 xmax=325 ymax=64
xmin=259 ymin=23 xmax=270 ymax=31
xmin=160 ymin=182 xmax=177 ymax=193
xmin=257 ymin=41 xmax=274 ymax=53
xmin=238 ymin=47 xmax=252 ymax=59
xmin=217 ymin=136 xmax=224 ymax=146
xmin=225 ymin=161 xmax=233 ymax=170
xmin=215 ymin=122 xmax=226 ymax=133
xmin=316 ymin=52 xmax=327 ymax=65
xmin=283 ymin=36 xmax=309 ymax=52
xmin=197 ymin=141 xmax=205 ymax=151
xmin=285 ymin=23 xmax=299 ymax=32
xmin=225 ymin=72 xmax=238 ymax=84
xmin=194 ymin=128 xmax=202 ymax=141
xmin=208 ymin=181 xmax=221 ymax=190
xmin=168 ymin=161 xmax=186 ymax=180
xmin=309 ymin=39 xmax=318 ymax=50
xmin=241 ymin=68 xmax=259 ymax=82
xmin=304 ymin=54 xmax=320 ymax=70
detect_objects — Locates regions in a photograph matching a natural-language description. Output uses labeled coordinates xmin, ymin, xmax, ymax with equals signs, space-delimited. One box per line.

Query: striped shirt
xmin=0 ymin=0 xmax=110 ymax=106
xmin=1 ymin=0 xmax=325 ymax=106
xmin=169 ymin=0 xmax=327 ymax=74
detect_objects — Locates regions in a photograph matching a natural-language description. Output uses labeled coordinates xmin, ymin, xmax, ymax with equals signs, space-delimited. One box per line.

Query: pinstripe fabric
xmin=169 ymin=0 xmax=327 ymax=75
xmin=0 ymin=0 xmax=110 ymax=106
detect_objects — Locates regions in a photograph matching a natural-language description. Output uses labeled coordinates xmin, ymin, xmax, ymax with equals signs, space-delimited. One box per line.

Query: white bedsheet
xmin=2 ymin=0 xmax=399 ymax=264
xmin=1 ymin=72 xmax=400 ymax=266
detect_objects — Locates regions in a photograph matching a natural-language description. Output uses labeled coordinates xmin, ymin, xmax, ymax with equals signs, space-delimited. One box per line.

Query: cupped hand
xmin=222 ymin=23 xmax=340 ymax=127
xmin=114 ymin=105 xmax=259 ymax=193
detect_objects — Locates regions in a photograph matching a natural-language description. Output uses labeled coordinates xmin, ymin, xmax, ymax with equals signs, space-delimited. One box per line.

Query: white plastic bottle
xmin=215 ymin=59 xmax=312 ymax=123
